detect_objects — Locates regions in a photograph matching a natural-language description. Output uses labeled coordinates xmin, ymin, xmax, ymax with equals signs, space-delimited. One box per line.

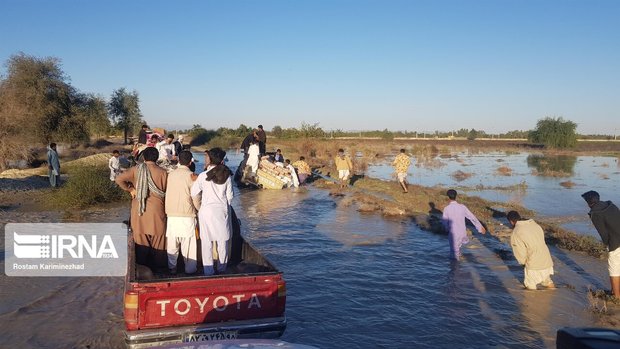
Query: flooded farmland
xmin=0 ymin=150 xmax=619 ymax=348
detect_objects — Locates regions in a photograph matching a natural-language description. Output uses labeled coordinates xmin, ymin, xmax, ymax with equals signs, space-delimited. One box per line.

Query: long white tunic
xmin=247 ymin=144 xmax=260 ymax=173
xmin=190 ymin=166 xmax=233 ymax=242
xmin=109 ymin=156 xmax=120 ymax=181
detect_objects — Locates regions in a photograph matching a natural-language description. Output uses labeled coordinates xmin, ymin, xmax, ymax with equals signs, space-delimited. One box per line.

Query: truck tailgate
xmin=132 ymin=274 xmax=285 ymax=329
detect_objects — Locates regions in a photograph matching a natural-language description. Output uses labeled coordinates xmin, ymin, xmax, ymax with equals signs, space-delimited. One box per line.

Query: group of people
xmin=239 ymin=126 xmax=312 ymax=186
xmin=115 ymin=146 xmax=234 ymax=276
xmin=135 ymin=124 xmax=187 ymax=168
xmin=438 ymin=186 xmax=620 ymax=295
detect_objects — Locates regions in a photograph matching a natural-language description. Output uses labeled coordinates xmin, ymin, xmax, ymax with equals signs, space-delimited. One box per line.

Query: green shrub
xmin=528 ymin=117 xmax=577 ymax=148
xmin=206 ymin=135 xmax=241 ymax=150
xmin=51 ymin=165 xmax=125 ymax=208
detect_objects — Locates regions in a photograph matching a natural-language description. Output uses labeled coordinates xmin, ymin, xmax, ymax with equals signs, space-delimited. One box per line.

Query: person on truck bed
xmin=116 ymin=147 xmax=168 ymax=271
xmin=165 ymin=151 xmax=201 ymax=274
xmin=191 ymin=147 xmax=234 ymax=276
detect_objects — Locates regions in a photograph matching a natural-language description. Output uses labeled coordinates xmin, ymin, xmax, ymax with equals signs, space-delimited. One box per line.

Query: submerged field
xmin=1 ymin=138 xmax=620 ymax=348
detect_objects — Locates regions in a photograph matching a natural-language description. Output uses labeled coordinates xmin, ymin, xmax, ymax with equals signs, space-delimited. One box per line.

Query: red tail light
xmin=124 ymin=292 xmax=139 ymax=330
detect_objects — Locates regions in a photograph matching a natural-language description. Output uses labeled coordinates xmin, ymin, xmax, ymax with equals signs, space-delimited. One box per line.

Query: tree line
xmin=0 ymin=53 xmax=611 ymax=169
xmin=0 ymin=53 xmax=143 ymax=169
xmin=185 ymin=119 xmax=586 ymax=150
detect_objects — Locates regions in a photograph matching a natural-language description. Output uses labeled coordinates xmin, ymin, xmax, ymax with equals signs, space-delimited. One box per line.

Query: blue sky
xmin=1 ymin=0 xmax=619 ymax=134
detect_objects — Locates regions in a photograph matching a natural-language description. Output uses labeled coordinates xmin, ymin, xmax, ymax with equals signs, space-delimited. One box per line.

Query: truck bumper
xmin=125 ymin=316 xmax=287 ymax=349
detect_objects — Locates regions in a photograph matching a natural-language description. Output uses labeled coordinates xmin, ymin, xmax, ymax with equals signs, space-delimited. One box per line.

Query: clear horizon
xmin=1 ymin=0 xmax=619 ymax=135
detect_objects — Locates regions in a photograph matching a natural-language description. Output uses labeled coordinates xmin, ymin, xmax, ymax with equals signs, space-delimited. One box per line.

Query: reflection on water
xmin=526 ymin=154 xmax=577 ymax=176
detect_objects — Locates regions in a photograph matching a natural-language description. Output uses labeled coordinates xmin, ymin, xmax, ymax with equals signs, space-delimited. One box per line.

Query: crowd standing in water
xmin=44 ymin=125 xmax=620 ymax=296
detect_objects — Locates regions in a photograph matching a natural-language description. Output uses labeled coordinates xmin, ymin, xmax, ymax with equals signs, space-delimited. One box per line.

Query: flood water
xmin=1 ymin=151 xmax=619 ymax=348
xmin=367 ymin=150 xmax=620 ymax=237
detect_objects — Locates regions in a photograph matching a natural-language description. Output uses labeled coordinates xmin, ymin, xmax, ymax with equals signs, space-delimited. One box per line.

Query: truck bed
xmin=124 ymin=208 xmax=287 ymax=348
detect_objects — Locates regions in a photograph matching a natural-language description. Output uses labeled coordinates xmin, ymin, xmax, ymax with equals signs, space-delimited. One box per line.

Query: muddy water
xmin=367 ymin=151 xmax=620 ymax=237
xmin=1 ymin=154 xmax=619 ymax=348
xmin=238 ymin=188 xmax=618 ymax=348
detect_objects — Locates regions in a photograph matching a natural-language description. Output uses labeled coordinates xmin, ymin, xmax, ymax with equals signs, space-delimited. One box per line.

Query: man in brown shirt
xmin=256 ymin=125 xmax=267 ymax=155
xmin=116 ymin=147 xmax=168 ymax=270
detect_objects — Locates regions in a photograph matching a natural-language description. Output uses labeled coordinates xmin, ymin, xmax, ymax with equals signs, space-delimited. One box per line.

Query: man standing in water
xmin=507 ymin=210 xmax=555 ymax=290
xmin=334 ymin=148 xmax=353 ymax=187
xmin=392 ymin=148 xmax=410 ymax=193
xmin=47 ymin=142 xmax=60 ymax=187
xmin=442 ymin=189 xmax=486 ymax=260
xmin=582 ymin=190 xmax=620 ymax=297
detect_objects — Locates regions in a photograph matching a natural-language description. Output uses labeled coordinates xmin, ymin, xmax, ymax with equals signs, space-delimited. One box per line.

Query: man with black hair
xmin=158 ymin=134 xmax=177 ymax=164
xmin=582 ymin=190 xmax=620 ymax=297
xmin=257 ymin=125 xmax=267 ymax=155
xmin=138 ymin=124 xmax=149 ymax=144
xmin=293 ymin=156 xmax=311 ymax=184
xmin=392 ymin=148 xmax=411 ymax=193
xmin=109 ymin=150 xmax=121 ymax=181
xmin=116 ymin=147 xmax=168 ymax=270
xmin=442 ymin=189 xmax=486 ymax=260
xmin=507 ymin=210 xmax=555 ymax=290
xmin=274 ymin=149 xmax=284 ymax=163
xmin=191 ymin=147 xmax=234 ymax=276
xmin=165 ymin=151 xmax=200 ymax=274
xmin=334 ymin=148 xmax=353 ymax=187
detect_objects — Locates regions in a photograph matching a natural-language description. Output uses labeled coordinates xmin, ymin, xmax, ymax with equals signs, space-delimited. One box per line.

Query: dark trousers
xmin=134 ymin=232 xmax=167 ymax=270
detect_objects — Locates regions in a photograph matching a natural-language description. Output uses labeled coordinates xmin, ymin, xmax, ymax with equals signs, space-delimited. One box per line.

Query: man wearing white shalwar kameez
xmin=246 ymin=142 xmax=260 ymax=175
xmin=191 ymin=148 xmax=234 ymax=276
xmin=166 ymin=151 xmax=200 ymax=274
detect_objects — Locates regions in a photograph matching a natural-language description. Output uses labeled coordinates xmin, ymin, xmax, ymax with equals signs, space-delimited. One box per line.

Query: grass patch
xmin=559 ymin=180 xmax=576 ymax=188
xmin=48 ymin=165 xmax=125 ymax=209
xmin=496 ymin=166 xmax=513 ymax=176
xmin=206 ymin=136 xmax=241 ymax=150
xmin=451 ymin=170 xmax=473 ymax=181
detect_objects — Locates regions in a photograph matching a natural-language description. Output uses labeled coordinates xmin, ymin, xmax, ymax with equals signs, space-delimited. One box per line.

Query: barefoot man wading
xmin=507 ymin=210 xmax=555 ymax=290
xmin=442 ymin=189 xmax=486 ymax=260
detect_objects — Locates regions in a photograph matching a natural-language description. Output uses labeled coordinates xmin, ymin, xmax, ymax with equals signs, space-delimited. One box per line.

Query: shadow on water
xmin=550 ymin=246 xmax=606 ymax=290
xmin=460 ymin=252 xmax=547 ymax=348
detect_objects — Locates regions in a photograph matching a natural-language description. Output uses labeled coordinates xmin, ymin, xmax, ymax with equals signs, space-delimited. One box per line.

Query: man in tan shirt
xmin=116 ymin=147 xmax=168 ymax=271
xmin=508 ymin=210 xmax=555 ymax=290
xmin=334 ymin=148 xmax=353 ymax=187
xmin=165 ymin=151 xmax=201 ymax=274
